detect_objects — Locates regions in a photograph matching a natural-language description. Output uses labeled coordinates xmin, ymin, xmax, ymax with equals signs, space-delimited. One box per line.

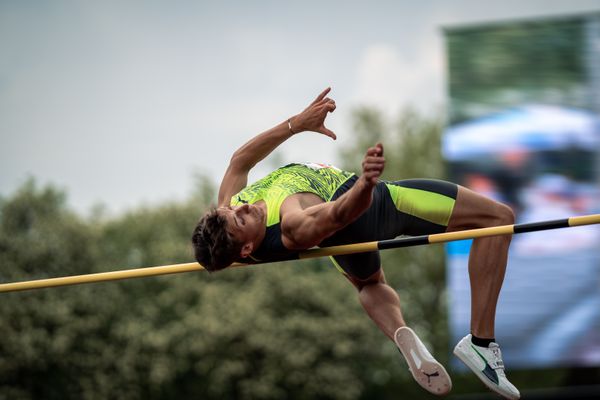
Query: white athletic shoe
xmin=453 ymin=334 xmax=520 ymax=400
xmin=394 ymin=327 xmax=452 ymax=396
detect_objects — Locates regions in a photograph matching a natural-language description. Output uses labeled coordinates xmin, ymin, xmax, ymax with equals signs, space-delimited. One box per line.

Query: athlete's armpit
xmin=280 ymin=203 xmax=342 ymax=249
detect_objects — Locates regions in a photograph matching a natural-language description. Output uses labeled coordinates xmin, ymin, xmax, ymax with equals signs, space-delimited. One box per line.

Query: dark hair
xmin=191 ymin=208 xmax=243 ymax=272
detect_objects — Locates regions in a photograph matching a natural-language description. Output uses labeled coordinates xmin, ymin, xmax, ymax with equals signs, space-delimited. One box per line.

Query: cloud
xmin=351 ymin=41 xmax=444 ymax=116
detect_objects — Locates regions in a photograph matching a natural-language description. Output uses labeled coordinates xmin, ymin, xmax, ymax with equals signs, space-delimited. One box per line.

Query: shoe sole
xmin=453 ymin=341 xmax=519 ymax=400
xmin=395 ymin=327 xmax=452 ymax=396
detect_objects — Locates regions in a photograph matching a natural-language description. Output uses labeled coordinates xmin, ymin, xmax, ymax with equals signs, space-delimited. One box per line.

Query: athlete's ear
xmin=240 ymin=242 xmax=254 ymax=258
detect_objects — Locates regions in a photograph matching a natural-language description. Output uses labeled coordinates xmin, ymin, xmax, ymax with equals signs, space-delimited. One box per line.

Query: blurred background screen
xmin=443 ymin=14 xmax=600 ymax=368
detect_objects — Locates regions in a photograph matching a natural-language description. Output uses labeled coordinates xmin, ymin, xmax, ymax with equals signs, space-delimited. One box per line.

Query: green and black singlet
xmin=231 ymin=163 xmax=458 ymax=280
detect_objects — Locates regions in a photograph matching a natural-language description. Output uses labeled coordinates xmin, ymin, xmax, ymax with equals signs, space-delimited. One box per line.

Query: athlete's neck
xmin=252 ymin=201 xmax=268 ymax=249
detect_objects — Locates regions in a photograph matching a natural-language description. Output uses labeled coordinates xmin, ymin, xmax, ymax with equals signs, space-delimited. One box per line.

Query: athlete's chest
xmin=279 ymin=192 xmax=324 ymax=214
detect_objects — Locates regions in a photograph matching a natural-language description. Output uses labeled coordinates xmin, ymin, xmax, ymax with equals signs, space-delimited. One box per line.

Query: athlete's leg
xmin=345 ymin=268 xmax=452 ymax=395
xmin=345 ymin=268 xmax=406 ymax=339
xmin=448 ymin=187 xmax=520 ymax=400
xmin=446 ymin=186 xmax=515 ymax=339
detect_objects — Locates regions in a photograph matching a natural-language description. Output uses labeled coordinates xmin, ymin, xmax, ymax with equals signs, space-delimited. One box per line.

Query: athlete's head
xmin=192 ymin=204 xmax=265 ymax=271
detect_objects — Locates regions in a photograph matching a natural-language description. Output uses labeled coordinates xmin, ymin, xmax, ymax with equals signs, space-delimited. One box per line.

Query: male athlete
xmin=192 ymin=88 xmax=520 ymax=399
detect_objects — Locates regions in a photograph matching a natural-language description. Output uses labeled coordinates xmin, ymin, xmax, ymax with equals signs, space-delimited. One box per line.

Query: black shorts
xmin=320 ymin=176 xmax=458 ymax=280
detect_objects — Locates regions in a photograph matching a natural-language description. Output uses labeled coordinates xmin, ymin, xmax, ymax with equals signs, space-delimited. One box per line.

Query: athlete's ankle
xmin=471 ymin=334 xmax=495 ymax=347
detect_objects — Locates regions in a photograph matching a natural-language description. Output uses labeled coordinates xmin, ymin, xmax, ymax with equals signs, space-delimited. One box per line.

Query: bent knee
xmin=347 ymin=268 xmax=385 ymax=291
xmin=475 ymin=200 xmax=515 ymax=228
xmin=494 ymin=202 xmax=515 ymax=226
xmin=450 ymin=187 xmax=516 ymax=230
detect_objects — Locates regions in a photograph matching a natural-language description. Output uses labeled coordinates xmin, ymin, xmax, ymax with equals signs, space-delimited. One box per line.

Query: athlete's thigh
xmin=330 ymin=251 xmax=381 ymax=282
xmin=384 ymin=179 xmax=458 ymax=236
xmin=447 ymin=185 xmax=515 ymax=231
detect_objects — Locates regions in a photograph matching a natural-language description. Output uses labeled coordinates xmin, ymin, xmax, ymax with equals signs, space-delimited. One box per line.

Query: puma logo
xmin=423 ymin=371 xmax=440 ymax=384
xmin=471 ymin=345 xmax=500 ymax=385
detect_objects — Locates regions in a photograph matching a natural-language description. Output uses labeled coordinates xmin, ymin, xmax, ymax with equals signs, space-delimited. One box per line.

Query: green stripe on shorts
xmin=329 ymin=256 xmax=347 ymax=275
xmin=385 ymin=183 xmax=455 ymax=227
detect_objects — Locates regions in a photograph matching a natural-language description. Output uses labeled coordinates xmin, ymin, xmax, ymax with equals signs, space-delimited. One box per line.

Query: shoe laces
xmin=488 ymin=343 xmax=506 ymax=375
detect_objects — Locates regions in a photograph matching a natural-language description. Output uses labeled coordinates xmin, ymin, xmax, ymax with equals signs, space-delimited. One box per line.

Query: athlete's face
xmin=218 ymin=203 xmax=266 ymax=256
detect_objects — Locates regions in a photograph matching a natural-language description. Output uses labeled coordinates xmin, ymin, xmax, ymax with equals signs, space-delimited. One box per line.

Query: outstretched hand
xmin=289 ymin=87 xmax=337 ymax=140
xmin=362 ymin=143 xmax=385 ymax=185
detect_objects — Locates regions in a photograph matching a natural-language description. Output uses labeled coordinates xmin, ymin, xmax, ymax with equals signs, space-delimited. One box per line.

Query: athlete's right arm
xmin=281 ymin=144 xmax=385 ymax=249
xmin=217 ymin=88 xmax=337 ymax=206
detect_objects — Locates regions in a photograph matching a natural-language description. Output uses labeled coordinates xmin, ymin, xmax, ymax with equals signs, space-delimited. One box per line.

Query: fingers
xmin=365 ymin=143 xmax=383 ymax=156
xmin=318 ymin=127 xmax=337 ymax=140
xmin=311 ymin=87 xmax=331 ymax=105
xmin=313 ymin=99 xmax=336 ymax=139
xmin=362 ymin=143 xmax=385 ymax=184
xmin=297 ymin=89 xmax=336 ymax=138
xmin=317 ymin=99 xmax=336 ymax=112
xmin=362 ymin=157 xmax=385 ymax=173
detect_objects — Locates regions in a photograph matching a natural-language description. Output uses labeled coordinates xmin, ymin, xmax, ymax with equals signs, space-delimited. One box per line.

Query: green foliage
xmin=0 ymin=180 xmax=102 ymax=399
xmin=0 ymin=179 xmax=96 ymax=280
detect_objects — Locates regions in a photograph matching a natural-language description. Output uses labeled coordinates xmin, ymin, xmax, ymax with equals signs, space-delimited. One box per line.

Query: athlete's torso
xmin=230 ymin=163 xmax=355 ymax=263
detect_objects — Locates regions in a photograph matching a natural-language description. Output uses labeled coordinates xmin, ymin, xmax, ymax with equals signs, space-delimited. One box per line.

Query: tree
xmin=0 ymin=180 xmax=104 ymax=399
xmin=0 ymin=176 xmax=388 ymax=399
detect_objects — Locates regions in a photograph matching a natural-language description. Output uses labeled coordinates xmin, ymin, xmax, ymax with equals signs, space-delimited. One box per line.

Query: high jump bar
xmin=1 ymin=214 xmax=599 ymax=293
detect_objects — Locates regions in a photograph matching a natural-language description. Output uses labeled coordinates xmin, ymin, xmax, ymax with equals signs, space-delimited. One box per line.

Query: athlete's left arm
xmin=281 ymin=144 xmax=385 ymax=249
xmin=217 ymin=88 xmax=337 ymax=206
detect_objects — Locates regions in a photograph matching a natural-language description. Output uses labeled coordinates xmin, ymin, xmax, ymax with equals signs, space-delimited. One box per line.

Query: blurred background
xmin=443 ymin=15 xmax=600 ymax=372
xmin=1 ymin=1 xmax=600 ymax=399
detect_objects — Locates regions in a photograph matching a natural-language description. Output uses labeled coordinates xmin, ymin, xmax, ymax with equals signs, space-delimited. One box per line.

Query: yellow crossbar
xmin=1 ymin=214 xmax=599 ymax=293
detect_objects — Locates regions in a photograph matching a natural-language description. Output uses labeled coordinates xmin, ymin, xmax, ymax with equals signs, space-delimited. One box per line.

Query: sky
xmin=2 ymin=0 xmax=600 ymax=215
